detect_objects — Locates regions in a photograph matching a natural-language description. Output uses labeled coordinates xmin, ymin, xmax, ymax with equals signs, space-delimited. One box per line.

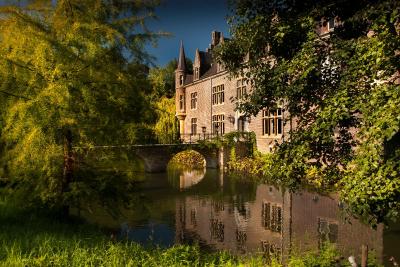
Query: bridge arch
xmin=132 ymin=144 xmax=220 ymax=172
xmin=168 ymin=148 xmax=219 ymax=169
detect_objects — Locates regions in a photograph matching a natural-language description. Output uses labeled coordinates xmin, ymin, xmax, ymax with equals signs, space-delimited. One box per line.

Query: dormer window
xmin=194 ymin=67 xmax=199 ymax=80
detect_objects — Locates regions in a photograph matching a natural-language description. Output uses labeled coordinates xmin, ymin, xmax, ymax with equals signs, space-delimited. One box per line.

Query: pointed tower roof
xmin=177 ymin=41 xmax=187 ymax=71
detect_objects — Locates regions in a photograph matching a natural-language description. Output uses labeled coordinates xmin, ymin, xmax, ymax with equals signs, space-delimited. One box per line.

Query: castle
xmin=174 ymin=31 xmax=290 ymax=154
xmin=174 ymin=17 xmax=340 ymax=154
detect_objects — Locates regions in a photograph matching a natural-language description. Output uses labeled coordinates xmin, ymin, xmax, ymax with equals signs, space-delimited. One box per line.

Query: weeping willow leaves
xmin=153 ymin=97 xmax=179 ymax=144
xmin=0 ymin=0 xmax=161 ymax=208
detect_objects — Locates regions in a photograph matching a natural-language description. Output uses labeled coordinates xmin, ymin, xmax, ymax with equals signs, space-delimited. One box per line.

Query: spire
xmin=177 ymin=41 xmax=186 ymax=71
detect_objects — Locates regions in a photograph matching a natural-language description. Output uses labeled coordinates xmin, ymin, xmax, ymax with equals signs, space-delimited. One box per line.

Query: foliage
xmin=148 ymin=59 xmax=177 ymax=99
xmin=147 ymin=59 xmax=193 ymax=144
xmin=0 ymin=0 xmax=161 ymax=208
xmin=217 ymin=0 xmax=400 ymax=225
xmin=197 ymin=131 xmax=257 ymax=153
xmin=148 ymin=59 xmax=192 ymax=99
xmin=153 ymin=97 xmax=179 ymax=144
xmin=227 ymin=153 xmax=274 ymax=178
xmin=169 ymin=150 xmax=205 ymax=168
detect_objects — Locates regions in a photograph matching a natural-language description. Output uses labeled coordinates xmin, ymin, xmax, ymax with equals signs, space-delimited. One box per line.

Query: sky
xmin=146 ymin=0 xmax=231 ymax=67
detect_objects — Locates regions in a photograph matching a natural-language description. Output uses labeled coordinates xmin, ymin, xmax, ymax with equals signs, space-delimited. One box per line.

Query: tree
xmin=153 ymin=97 xmax=179 ymax=144
xmin=148 ymin=58 xmax=193 ymax=99
xmin=0 ymin=0 xmax=161 ymax=209
xmin=147 ymin=59 xmax=192 ymax=143
xmin=217 ymin=0 xmax=400 ymax=225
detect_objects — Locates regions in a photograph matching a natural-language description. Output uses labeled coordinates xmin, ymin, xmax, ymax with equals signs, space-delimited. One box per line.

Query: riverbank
xmin=227 ymin=152 xmax=336 ymax=189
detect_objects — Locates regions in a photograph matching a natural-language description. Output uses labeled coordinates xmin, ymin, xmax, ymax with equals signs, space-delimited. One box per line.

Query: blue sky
xmin=146 ymin=0 xmax=231 ymax=67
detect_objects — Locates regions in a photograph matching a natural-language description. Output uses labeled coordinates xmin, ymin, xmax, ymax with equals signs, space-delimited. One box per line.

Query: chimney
xmin=211 ymin=31 xmax=221 ymax=46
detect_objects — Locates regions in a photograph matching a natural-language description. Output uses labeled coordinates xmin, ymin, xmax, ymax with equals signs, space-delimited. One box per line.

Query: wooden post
xmin=361 ymin=245 xmax=368 ymax=267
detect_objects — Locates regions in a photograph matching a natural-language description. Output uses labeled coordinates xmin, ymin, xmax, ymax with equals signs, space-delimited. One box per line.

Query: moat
xmin=78 ymin=167 xmax=400 ymax=266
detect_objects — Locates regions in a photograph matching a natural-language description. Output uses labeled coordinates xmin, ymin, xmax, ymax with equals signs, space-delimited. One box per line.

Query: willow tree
xmin=217 ymin=0 xmax=400 ymax=225
xmin=0 ymin=0 xmax=162 ymax=208
xmin=147 ymin=59 xmax=192 ymax=143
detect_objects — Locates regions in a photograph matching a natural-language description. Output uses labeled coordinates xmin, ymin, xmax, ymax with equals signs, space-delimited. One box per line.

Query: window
xmin=210 ymin=219 xmax=224 ymax=242
xmin=190 ymin=209 xmax=197 ymax=227
xmin=190 ymin=92 xmax=197 ymax=109
xmin=261 ymin=202 xmax=282 ymax=233
xmin=236 ymin=79 xmax=247 ymax=99
xmin=191 ymin=118 xmax=197 ymax=135
xmin=236 ymin=229 xmax=247 ymax=253
xmin=238 ymin=116 xmax=246 ymax=132
xmin=217 ymin=62 xmax=225 ymax=72
xmin=212 ymin=114 xmax=225 ymax=134
xmin=212 ymin=200 xmax=224 ymax=213
xmin=318 ymin=218 xmax=338 ymax=247
xmin=194 ymin=67 xmax=199 ymax=80
xmin=212 ymin=84 xmax=224 ymax=105
xmin=262 ymin=108 xmax=283 ymax=136
xmin=179 ymin=75 xmax=184 ymax=85
xmin=260 ymin=241 xmax=282 ymax=262
xmin=179 ymin=95 xmax=184 ymax=110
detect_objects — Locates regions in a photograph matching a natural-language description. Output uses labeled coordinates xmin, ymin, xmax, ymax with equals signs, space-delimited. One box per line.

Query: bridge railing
xmin=179 ymin=131 xmax=253 ymax=145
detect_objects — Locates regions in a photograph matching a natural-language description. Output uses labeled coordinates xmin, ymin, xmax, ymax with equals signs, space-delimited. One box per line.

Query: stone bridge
xmin=131 ymin=143 xmax=226 ymax=172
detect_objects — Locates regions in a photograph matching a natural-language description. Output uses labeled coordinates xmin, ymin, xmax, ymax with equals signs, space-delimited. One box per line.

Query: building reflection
xmin=175 ymin=172 xmax=383 ymax=264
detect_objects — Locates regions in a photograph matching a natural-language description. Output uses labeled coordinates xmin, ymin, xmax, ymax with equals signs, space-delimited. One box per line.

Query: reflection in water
xmin=78 ymin=167 xmax=399 ymax=265
xmin=178 ymin=168 xmax=206 ymax=189
xmin=175 ymin=181 xmax=385 ymax=264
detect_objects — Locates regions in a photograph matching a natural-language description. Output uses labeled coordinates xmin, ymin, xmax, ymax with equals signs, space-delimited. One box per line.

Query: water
xmin=78 ymin=167 xmax=400 ymax=265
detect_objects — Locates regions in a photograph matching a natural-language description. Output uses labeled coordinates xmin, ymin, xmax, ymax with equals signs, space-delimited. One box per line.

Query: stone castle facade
xmin=175 ymin=31 xmax=292 ymax=154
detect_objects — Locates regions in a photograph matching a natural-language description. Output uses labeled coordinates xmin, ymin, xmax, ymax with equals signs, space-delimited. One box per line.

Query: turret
xmin=175 ymin=41 xmax=187 ymax=89
xmin=175 ymin=41 xmax=187 ymax=136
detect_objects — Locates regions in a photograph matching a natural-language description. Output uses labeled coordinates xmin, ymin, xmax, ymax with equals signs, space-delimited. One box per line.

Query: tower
xmin=175 ymin=41 xmax=187 ymax=136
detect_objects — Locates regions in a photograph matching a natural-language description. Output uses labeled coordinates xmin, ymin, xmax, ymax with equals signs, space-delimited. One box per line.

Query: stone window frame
xmin=190 ymin=92 xmax=198 ymax=110
xmin=261 ymin=201 xmax=282 ymax=233
xmin=191 ymin=118 xmax=197 ymax=135
xmin=179 ymin=75 xmax=184 ymax=86
xmin=236 ymin=78 xmax=247 ymax=100
xmin=212 ymin=84 xmax=225 ymax=105
xmin=262 ymin=108 xmax=283 ymax=137
xmin=179 ymin=95 xmax=185 ymax=111
xmin=212 ymin=114 xmax=225 ymax=135
xmin=317 ymin=217 xmax=338 ymax=247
